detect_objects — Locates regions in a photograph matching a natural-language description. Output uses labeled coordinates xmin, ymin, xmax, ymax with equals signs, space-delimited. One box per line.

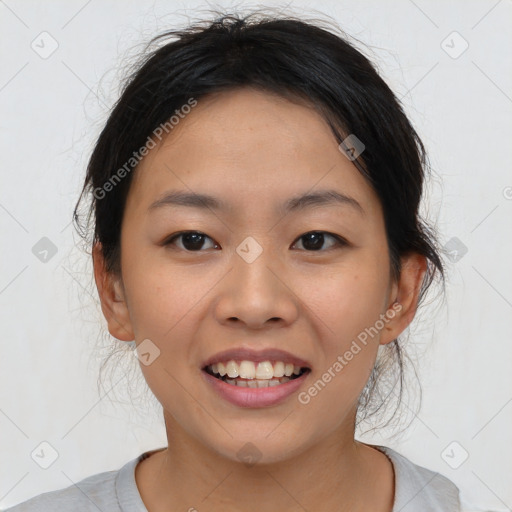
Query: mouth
xmin=200 ymin=348 xmax=312 ymax=407
xmin=202 ymin=360 xmax=311 ymax=388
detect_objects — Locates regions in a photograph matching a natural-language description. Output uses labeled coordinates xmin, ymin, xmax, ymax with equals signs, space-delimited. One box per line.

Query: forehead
xmin=126 ymin=88 xmax=381 ymax=219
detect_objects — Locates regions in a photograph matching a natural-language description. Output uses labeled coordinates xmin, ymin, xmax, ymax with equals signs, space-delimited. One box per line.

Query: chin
xmin=203 ymin=430 xmax=314 ymax=467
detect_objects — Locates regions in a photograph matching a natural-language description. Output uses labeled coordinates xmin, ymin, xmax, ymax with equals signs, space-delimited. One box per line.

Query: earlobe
xmin=92 ymin=242 xmax=135 ymax=342
xmin=379 ymin=253 xmax=427 ymax=345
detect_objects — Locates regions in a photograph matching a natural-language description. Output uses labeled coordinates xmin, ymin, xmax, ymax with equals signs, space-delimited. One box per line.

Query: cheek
xmin=298 ymin=254 xmax=389 ymax=344
xmin=123 ymin=262 xmax=209 ymax=416
xmin=122 ymin=247 xmax=209 ymax=342
xmin=293 ymin=254 xmax=389 ymax=400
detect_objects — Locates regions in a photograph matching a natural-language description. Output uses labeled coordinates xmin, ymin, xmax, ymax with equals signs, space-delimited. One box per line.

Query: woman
xmin=6 ymin=11 xmax=460 ymax=512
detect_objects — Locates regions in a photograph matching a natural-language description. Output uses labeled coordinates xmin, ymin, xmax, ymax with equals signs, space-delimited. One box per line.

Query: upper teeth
xmin=209 ymin=360 xmax=303 ymax=379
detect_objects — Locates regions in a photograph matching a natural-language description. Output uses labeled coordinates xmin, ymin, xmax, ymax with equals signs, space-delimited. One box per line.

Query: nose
xmin=213 ymin=246 xmax=299 ymax=330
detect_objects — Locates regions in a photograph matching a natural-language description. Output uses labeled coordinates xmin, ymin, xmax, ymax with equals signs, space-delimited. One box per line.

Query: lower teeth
xmin=217 ymin=374 xmax=301 ymax=387
xmin=205 ymin=367 xmax=308 ymax=388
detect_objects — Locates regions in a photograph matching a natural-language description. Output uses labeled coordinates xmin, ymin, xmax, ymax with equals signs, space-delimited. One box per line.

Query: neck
xmin=135 ymin=410 xmax=394 ymax=512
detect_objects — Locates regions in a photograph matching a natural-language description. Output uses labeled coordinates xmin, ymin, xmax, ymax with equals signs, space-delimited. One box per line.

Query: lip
xmin=201 ymin=369 xmax=311 ymax=408
xmin=201 ymin=347 xmax=312 ymax=369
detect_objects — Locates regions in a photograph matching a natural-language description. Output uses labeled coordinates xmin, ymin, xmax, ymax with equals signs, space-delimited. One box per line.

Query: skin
xmin=93 ymin=87 xmax=427 ymax=512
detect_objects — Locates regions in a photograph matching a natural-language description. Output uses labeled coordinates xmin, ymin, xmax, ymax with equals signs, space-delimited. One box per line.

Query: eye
xmin=163 ymin=231 xmax=218 ymax=251
xmin=292 ymin=231 xmax=347 ymax=252
xmin=162 ymin=230 xmax=347 ymax=252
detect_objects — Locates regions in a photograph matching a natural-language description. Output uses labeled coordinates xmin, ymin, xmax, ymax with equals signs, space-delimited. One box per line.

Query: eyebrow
xmin=148 ymin=189 xmax=365 ymax=216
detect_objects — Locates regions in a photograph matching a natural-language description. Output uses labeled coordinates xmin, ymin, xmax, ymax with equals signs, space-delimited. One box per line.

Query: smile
xmin=204 ymin=360 xmax=309 ymax=387
xmin=201 ymin=360 xmax=311 ymax=408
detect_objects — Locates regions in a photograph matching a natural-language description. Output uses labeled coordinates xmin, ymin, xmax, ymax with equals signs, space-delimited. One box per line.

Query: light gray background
xmin=1 ymin=1 xmax=511 ymax=511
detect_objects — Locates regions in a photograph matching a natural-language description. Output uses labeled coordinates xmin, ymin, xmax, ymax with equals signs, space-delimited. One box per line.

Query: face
xmin=94 ymin=87 xmax=425 ymax=464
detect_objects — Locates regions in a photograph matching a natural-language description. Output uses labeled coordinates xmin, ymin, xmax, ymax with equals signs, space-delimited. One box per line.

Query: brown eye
xmin=292 ymin=231 xmax=347 ymax=251
xmin=164 ymin=231 xmax=218 ymax=251
xmin=163 ymin=230 xmax=347 ymax=253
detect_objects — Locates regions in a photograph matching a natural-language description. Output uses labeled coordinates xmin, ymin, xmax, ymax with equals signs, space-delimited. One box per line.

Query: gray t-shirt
xmin=3 ymin=445 xmax=461 ymax=511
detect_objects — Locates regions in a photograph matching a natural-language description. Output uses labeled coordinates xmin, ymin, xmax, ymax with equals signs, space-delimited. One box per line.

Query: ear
xmin=379 ymin=252 xmax=427 ymax=345
xmin=92 ymin=242 xmax=135 ymax=342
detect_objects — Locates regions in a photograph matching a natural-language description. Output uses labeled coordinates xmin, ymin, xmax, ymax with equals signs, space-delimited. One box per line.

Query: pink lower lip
xmin=201 ymin=370 xmax=310 ymax=408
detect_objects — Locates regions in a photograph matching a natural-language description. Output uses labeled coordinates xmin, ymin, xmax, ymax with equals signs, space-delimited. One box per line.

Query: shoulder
xmin=3 ymin=470 xmax=118 ymax=512
xmin=374 ymin=445 xmax=461 ymax=512
xmin=2 ymin=452 xmax=144 ymax=512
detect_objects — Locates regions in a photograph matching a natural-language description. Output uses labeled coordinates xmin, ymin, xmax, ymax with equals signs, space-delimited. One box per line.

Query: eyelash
xmin=162 ymin=230 xmax=348 ymax=252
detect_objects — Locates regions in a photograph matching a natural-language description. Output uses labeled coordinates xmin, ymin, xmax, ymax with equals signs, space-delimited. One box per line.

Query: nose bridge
xmin=233 ymin=234 xmax=280 ymax=302
xmin=214 ymin=235 xmax=298 ymax=328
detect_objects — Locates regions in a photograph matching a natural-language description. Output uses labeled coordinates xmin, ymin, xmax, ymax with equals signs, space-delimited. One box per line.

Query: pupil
xmin=303 ymin=232 xmax=324 ymax=251
xmin=183 ymin=233 xmax=205 ymax=250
